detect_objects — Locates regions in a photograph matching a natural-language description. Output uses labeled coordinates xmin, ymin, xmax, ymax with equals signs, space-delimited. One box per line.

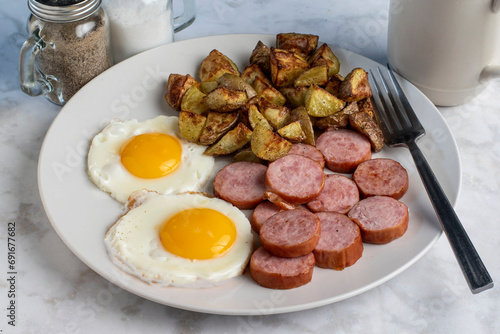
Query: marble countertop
xmin=1 ymin=0 xmax=498 ymax=333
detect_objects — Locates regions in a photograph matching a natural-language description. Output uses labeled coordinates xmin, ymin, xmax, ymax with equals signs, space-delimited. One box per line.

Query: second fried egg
xmin=87 ymin=115 xmax=214 ymax=203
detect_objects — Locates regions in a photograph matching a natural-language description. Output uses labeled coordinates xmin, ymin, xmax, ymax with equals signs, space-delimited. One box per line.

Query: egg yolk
xmin=160 ymin=208 xmax=237 ymax=260
xmin=120 ymin=133 xmax=181 ymax=179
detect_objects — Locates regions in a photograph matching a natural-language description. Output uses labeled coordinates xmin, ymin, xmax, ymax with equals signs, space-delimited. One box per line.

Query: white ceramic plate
xmin=38 ymin=34 xmax=461 ymax=315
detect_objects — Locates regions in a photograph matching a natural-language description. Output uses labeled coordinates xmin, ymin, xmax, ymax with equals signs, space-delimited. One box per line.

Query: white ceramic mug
xmin=103 ymin=0 xmax=196 ymax=64
xmin=388 ymin=0 xmax=500 ymax=106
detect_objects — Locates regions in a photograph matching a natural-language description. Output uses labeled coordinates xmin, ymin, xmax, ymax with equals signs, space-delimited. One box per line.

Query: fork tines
xmin=369 ymin=64 xmax=425 ymax=146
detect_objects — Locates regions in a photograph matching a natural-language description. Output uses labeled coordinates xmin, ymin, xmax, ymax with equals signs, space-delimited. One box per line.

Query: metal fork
xmin=369 ymin=64 xmax=493 ymax=294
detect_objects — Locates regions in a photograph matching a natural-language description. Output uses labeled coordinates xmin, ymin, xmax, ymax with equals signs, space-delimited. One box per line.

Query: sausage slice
xmin=353 ymin=158 xmax=409 ymax=199
xmin=307 ymin=174 xmax=360 ymax=214
xmin=265 ymin=154 xmax=325 ymax=204
xmin=250 ymin=247 xmax=315 ymax=289
xmin=250 ymin=201 xmax=281 ymax=233
xmin=213 ymin=161 xmax=267 ymax=209
xmin=316 ymin=129 xmax=371 ymax=173
xmin=260 ymin=209 xmax=321 ymax=258
xmin=348 ymin=196 xmax=409 ymax=244
xmin=314 ymin=212 xmax=363 ymax=270
xmin=288 ymin=143 xmax=325 ymax=169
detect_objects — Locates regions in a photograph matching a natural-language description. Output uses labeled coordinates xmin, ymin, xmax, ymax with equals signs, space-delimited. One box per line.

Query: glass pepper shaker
xmin=19 ymin=0 xmax=112 ymax=105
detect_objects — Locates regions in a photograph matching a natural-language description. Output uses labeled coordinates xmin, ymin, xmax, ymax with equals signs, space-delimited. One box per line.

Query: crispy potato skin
xmin=204 ymin=87 xmax=248 ymax=112
xmin=165 ymin=74 xmax=199 ymax=110
xmin=270 ymin=48 xmax=309 ymax=87
xmin=249 ymin=41 xmax=272 ymax=75
xmin=276 ymin=33 xmax=319 ymax=58
xmin=241 ymin=63 xmax=272 ymax=86
xmin=259 ymin=99 xmax=291 ymax=130
xmin=218 ymin=73 xmax=257 ymax=99
xmin=290 ymin=106 xmax=315 ymax=146
xmin=199 ymin=111 xmax=239 ymax=145
xmin=204 ymin=123 xmax=253 ymax=156
xmin=279 ymin=86 xmax=308 ymax=108
xmin=253 ymin=76 xmax=287 ymax=105
xmin=324 ymin=74 xmax=343 ymax=97
xmin=357 ymin=98 xmax=375 ymax=118
xmin=199 ymin=49 xmax=240 ymax=83
xmin=309 ymin=43 xmax=340 ymax=77
xmin=314 ymin=101 xmax=359 ymax=130
xmin=179 ymin=110 xmax=207 ymax=143
xmin=339 ymin=68 xmax=372 ymax=102
xmin=348 ymin=111 xmax=385 ymax=152
xmin=251 ymin=124 xmax=292 ymax=161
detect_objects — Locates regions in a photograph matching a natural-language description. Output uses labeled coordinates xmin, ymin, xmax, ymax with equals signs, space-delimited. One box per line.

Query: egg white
xmin=104 ymin=190 xmax=254 ymax=287
xmin=87 ymin=115 xmax=214 ymax=203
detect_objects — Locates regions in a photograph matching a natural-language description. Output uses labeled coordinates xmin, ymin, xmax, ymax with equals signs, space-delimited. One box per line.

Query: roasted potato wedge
xmin=304 ymin=84 xmax=345 ymax=117
xmin=204 ymin=86 xmax=248 ymax=112
xmin=248 ymin=104 xmax=273 ymax=130
xmin=198 ymin=111 xmax=239 ymax=145
xmin=276 ymin=33 xmax=319 ymax=58
xmin=259 ymin=99 xmax=291 ymax=130
xmin=180 ymin=86 xmax=209 ymax=115
xmin=294 ymin=65 xmax=329 ymax=87
xmin=277 ymin=120 xmax=306 ymax=143
xmin=251 ymin=123 xmax=292 ymax=161
xmin=279 ymin=86 xmax=308 ymax=108
xmin=339 ymin=68 xmax=372 ymax=102
xmin=314 ymin=101 xmax=359 ymax=130
xmin=324 ymin=73 xmax=344 ymax=97
xmin=253 ymin=76 xmax=286 ymax=105
xmin=199 ymin=80 xmax=218 ymax=94
xmin=357 ymin=97 xmax=375 ymax=118
xmin=218 ymin=73 xmax=257 ymax=99
xmin=269 ymin=48 xmax=309 ymax=87
xmin=309 ymin=43 xmax=340 ymax=77
xmin=232 ymin=148 xmax=265 ymax=164
xmin=237 ymin=96 xmax=259 ymax=128
xmin=241 ymin=63 xmax=272 ymax=86
xmin=348 ymin=111 xmax=384 ymax=152
xmin=290 ymin=106 xmax=315 ymax=145
xmin=178 ymin=110 xmax=207 ymax=143
xmin=165 ymin=73 xmax=199 ymax=110
xmin=249 ymin=41 xmax=271 ymax=75
xmin=204 ymin=123 xmax=253 ymax=156
xmin=199 ymin=49 xmax=240 ymax=82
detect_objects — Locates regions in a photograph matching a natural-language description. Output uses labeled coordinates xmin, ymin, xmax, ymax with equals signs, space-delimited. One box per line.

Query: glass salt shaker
xmin=19 ymin=0 xmax=112 ymax=106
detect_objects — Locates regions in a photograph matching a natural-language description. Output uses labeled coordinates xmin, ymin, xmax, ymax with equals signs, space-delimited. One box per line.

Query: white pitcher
xmin=388 ymin=0 xmax=500 ymax=106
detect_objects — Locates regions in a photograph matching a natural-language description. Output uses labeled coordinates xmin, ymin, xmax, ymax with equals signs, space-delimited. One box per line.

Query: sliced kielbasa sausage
xmin=316 ymin=129 xmax=371 ymax=173
xmin=307 ymin=174 xmax=359 ymax=214
xmin=353 ymin=158 xmax=409 ymax=199
xmin=265 ymin=154 xmax=325 ymax=205
xmin=348 ymin=196 xmax=409 ymax=244
xmin=313 ymin=212 xmax=363 ymax=270
xmin=250 ymin=246 xmax=315 ymax=290
xmin=213 ymin=161 xmax=267 ymax=210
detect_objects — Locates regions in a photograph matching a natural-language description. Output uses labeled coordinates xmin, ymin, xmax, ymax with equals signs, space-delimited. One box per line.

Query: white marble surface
xmin=1 ymin=0 xmax=499 ymax=333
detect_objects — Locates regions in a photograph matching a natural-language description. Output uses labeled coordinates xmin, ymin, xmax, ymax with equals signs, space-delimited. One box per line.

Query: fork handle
xmin=408 ymin=140 xmax=493 ymax=293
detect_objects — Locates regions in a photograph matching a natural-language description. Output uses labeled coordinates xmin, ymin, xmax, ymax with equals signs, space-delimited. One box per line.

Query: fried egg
xmin=87 ymin=116 xmax=214 ymax=203
xmin=104 ymin=190 xmax=254 ymax=286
